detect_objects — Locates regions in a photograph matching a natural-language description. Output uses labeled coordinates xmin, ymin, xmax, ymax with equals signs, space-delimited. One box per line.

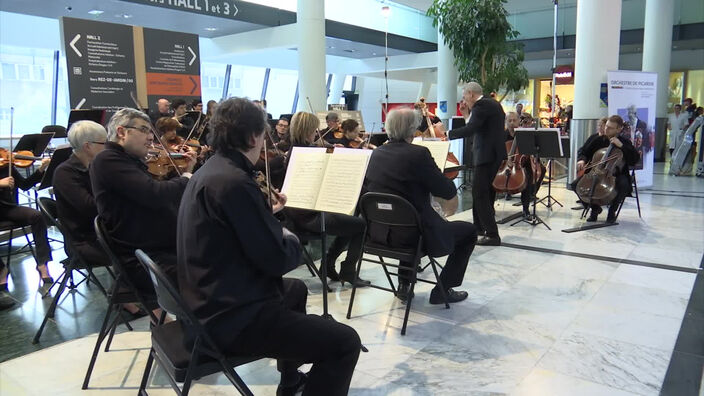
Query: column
xmin=328 ymin=74 xmax=346 ymax=105
xmin=569 ymin=0 xmax=622 ymax=184
xmin=436 ymin=30 xmax=457 ymax=123
xmin=297 ymin=0 xmax=326 ymax=113
xmin=643 ymin=0 xmax=674 ymax=162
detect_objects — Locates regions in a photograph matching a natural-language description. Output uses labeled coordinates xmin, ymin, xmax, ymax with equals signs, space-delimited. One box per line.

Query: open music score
xmin=412 ymin=138 xmax=450 ymax=171
xmin=281 ymin=147 xmax=372 ymax=215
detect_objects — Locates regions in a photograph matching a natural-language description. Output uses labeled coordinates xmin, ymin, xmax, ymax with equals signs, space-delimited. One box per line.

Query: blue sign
xmin=439 ymin=100 xmax=447 ymax=113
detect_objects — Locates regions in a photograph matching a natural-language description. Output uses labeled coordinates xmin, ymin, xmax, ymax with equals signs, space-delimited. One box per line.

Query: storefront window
xmin=668 ymin=72 xmax=685 ymax=111
xmin=498 ymin=79 xmax=534 ymax=116
xmin=539 ymin=79 xmax=574 ymax=128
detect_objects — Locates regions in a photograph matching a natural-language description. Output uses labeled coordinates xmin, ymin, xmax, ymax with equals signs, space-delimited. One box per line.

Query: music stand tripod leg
xmin=536 ymin=159 xmax=563 ymax=209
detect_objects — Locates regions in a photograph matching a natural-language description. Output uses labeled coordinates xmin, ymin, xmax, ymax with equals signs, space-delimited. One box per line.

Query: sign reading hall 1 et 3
xmin=60 ymin=17 xmax=137 ymax=111
xmin=122 ymin=0 xmax=239 ymax=18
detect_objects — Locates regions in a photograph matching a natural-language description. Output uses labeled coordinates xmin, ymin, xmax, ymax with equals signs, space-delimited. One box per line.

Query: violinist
xmin=0 ymin=149 xmax=53 ymax=300
xmin=320 ymin=112 xmax=343 ymax=144
xmin=339 ymin=119 xmax=375 ymax=149
xmin=171 ymin=98 xmax=194 ymax=138
xmin=177 ymin=97 xmax=361 ymax=396
xmin=284 ymin=111 xmax=369 ymax=287
xmin=90 ymin=108 xmax=196 ymax=299
xmin=149 ymin=98 xmax=171 ymax=125
xmin=272 ymin=117 xmax=292 ymax=153
xmin=574 ymin=115 xmax=639 ymax=223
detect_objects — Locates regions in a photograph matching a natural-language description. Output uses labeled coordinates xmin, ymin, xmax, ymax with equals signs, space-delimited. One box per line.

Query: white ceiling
xmin=388 ymin=0 xmax=578 ymax=14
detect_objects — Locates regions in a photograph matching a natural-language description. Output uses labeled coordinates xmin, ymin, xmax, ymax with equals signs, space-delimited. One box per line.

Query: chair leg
xmin=138 ymin=348 xmax=156 ymax=395
xmin=429 ymin=259 xmax=450 ymax=309
xmin=85 ymin=267 xmax=108 ymax=297
xmin=104 ymin=314 xmax=121 ymax=352
xmin=346 ymin=253 xmax=365 ymax=319
xmin=379 ymin=257 xmax=397 ymax=293
xmin=401 ymin=282 xmax=416 ymax=336
xmin=221 ymin=362 xmax=254 ymax=396
xmin=32 ymin=267 xmax=71 ymax=344
xmin=6 ymin=229 xmax=12 ymax=272
xmin=82 ymin=302 xmax=117 ymax=389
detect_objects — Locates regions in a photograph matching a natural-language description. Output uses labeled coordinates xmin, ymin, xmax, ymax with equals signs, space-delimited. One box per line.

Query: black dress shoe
xmin=429 ymin=288 xmax=468 ymax=305
xmin=476 ymin=236 xmax=501 ymax=246
xmin=339 ymin=273 xmax=371 ymax=287
xmin=277 ymin=371 xmax=307 ymax=396
xmin=396 ymin=283 xmax=414 ymax=303
xmin=606 ymin=215 xmax=617 ymax=224
xmin=586 ymin=206 xmax=602 ymax=222
xmin=0 ymin=290 xmax=16 ymax=311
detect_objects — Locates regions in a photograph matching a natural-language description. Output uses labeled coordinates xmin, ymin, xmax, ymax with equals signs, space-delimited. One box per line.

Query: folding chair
xmin=82 ymin=217 xmax=157 ymax=390
xmin=135 ymin=249 xmax=261 ymax=396
xmin=32 ymin=197 xmax=113 ymax=344
xmin=616 ymin=168 xmax=641 ymax=219
xmin=346 ymin=192 xmax=449 ymax=335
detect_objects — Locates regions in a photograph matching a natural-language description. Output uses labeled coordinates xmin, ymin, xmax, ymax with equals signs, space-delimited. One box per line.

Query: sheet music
xmin=281 ymin=147 xmax=328 ymax=210
xmin=412 ymin=139 xmax=450 ymax=171
xmin=315 ymin=148 xmax=371 ymax=215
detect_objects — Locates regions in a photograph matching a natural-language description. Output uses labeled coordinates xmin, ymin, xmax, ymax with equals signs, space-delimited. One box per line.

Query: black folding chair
xmin=32 ymin=197 xmax=113 ymax=344
xmin=616 ymin=168 xmax=642 ymax=219
xmin=0 ymin=221 xmax=38 ymax=279
xmin=135 ymin=249 xmax=261 ymax=396
xmin=346 ymin=192 xmax=449 ymax=335
xmin=290 ymin=228 xmax=333 ymax=292
xmin=82 ymin=217 xmax=157 ymax=390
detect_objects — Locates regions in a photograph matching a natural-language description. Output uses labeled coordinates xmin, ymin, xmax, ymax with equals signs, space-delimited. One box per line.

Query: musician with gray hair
xmin=449 ymin=82 xmax=507 ymax=246
xmin=363 ymin=108 xmax=478 ymax=304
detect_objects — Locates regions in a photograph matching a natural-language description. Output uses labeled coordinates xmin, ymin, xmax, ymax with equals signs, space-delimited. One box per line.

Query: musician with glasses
xmin=90 ymin=108 xmax=196 ymax=294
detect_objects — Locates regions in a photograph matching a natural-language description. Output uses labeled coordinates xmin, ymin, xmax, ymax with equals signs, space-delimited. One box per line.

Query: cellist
xmin=573 ymin=115 xmax=639 ymax=223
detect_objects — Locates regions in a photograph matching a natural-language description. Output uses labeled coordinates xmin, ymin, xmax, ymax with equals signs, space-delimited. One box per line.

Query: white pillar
xmin=569 ymin=0 xmax=622 ymax=183
xmin=417 ymin=80 xmax=431 ymax=102
xmin=328 ymin=74 xmax=346 ymax=105
xmin=643 ymin=0 xmax=674 ymax=161
xmin=436 ymin=30 xmax=457 ymax=122
xmin=297 ymin=0 xmax=326 ymax=113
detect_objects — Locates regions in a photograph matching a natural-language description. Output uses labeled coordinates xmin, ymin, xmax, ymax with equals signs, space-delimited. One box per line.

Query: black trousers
xmin=589 ymin=173 xmax=631 ymax=217
xmin=400 ymin=220 xmax=477 ymax=289
xmin=472 ymin=161 xmax=501 ymax=237
xmin=223 ymin=278 xmax=361 ymax=396
xmin=121 ymin=249 xmax=177 ymax=303
xmin=0 ymin=205 xmax=52 ymax=270
xmin=520 ymin=160 xmax=546 ymax=213
xmin=72 ymin=239 xmax=111 ymax=269
xmin=303 ymin=213 xmax=365 ymax=276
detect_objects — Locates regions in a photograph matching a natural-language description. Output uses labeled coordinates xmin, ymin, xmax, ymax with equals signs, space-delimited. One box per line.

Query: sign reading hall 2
xmin=61 ymin=17 xmax=137 ymax=112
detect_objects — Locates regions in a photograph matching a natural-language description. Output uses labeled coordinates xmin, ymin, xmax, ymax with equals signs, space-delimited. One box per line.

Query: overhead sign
xmin=122 ymin=0 xmax=239 ymax=18
xmin=142 ymin=28 xmax=201 ymax=107
xmin=553 ymin=65 xmax=574 ymax=85
xmin=61 ymin=17 xmax=137 ymax=112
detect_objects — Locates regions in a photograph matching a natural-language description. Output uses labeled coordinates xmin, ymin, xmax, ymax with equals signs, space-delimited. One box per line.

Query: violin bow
xmin=149 ymin=127 xmax=183 ymax=177
xmin=8 ymin=107 xmax=13 ymax=178
xmin=263 ymin=139 xmax=275 ymax=212
xmin=179 ymin=111 xmax=202 ymax=151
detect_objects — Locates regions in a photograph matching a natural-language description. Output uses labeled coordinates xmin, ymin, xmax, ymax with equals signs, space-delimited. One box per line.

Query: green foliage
xmin=427 ymin=0 xmax=529 ymax=98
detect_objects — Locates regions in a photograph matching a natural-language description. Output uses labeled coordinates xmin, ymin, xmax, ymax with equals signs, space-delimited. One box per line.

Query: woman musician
xmin=339 ymin=119 xmax=376 ymax=149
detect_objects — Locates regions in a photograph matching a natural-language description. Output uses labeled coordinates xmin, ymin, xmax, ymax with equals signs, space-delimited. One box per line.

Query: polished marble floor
xmin=0 ymin=164 xmax=702 ymax=395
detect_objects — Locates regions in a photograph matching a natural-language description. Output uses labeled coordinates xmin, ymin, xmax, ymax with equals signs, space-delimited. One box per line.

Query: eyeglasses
xmin=122 ymin=125 xmax=153 ymax=134
xmin=90 ymin=141 xmax=106 ymax=145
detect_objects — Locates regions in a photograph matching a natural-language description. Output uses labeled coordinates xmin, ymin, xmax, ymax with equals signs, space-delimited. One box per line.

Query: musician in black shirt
xmin=90 ymin=108 xmax=196 ymax=295
xmin=177 ymin=97 xmax=361 ymax=396
xmin=574 ymin=115 xmax=639 ymax=223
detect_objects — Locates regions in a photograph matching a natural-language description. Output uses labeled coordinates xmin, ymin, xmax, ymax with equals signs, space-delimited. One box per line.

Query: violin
xmin=0 ymin=148 xmax=43 ymax=168
xmin=145 ymin=145 xmax=190 ymax=180
xmin=492 ymin=140 xmax=527 ymax=194
xmin=575 ymin=142 xmax=625 ymax=206
xmin=333 ymin=127 xmax=344 ymax=140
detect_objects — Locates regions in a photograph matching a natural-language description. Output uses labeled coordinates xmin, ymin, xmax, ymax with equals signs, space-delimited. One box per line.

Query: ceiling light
xmin=372 ymin=52 xmax=377 ymax=55
xmin=118 ymin=14 xmax=133 ymax=18
xmin=88 ymin=9 xmax=104 ymax=15
xmin=205 ymin=27 xmax=218 ymax=31
xmin=381 ymin=6 xmax=391 ymax=18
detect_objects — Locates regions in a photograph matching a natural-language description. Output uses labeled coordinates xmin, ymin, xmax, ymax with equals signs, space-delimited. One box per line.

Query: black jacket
xmin=53 ymin=154 xmax=96 ymax=243
xmin=363 ymin=140 xmax=457 ymax=257
xmin=0 ymin=167 xmax=45 ymax=207
xmin=577 ymin=134 xmax=640 ymax=194
xmin=449 ymin=97 xmax=507 ymax=166
xmin=177 ymin=150 xmax=301 ymax=340
xmin=90 ymin=142 xmax=188 ymax=254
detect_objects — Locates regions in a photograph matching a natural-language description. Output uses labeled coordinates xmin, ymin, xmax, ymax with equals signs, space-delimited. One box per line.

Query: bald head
xmin=157 ymin=98 xmax=170 ymax=113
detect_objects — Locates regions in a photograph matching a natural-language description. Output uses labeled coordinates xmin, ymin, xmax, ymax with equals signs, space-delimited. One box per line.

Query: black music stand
xmin=508 ymin=129 xmax=563 ymax=230
xmin=536 ymin=135 xmax=568 ymax=209
xmin=37 ymin=146 xmax=73 ymax=191
xmin=67 ymin=109 xmax=105 ymax=132
xmin=13 ymin=133 xmax=54 ymax=157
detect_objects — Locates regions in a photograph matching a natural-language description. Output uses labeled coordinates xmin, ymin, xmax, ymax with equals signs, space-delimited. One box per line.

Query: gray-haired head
xmin=106 ymin=108 xmax=151 ymax=142
xmin=67 ymin=120 xmax=107 ymax=152
xmin=325 ymin=112 xmax=339 ymax=122
xmin=385 ymin=108 xmax=420 ymax=142
xmin=463 ymin=82 xmax=483 ymax=95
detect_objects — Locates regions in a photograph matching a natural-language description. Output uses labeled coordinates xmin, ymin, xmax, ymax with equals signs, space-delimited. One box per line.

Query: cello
xmin=492 ymin=139 xmax=527 ymax=194
xmin=575 ymin=142 xmax=625 ymax=206
xmin=417 ymin=98 xmax=461 ymax=179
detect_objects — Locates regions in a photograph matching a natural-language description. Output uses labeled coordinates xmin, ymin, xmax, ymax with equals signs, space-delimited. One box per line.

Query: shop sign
xmin=554 ymin=65 xmax=574 ymax=85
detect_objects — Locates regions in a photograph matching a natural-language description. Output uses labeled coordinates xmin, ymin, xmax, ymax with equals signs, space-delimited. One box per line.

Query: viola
xmin=0 ymin=148 xmax=43 ymax=168
xmin=576 ymin=142 xmax=625 ymax=206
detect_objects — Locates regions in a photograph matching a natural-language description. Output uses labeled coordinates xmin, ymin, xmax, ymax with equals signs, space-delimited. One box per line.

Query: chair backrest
xmin=359 ymin=192 xmax=424 ymax=248
xmin=42 ymin=125 xmax=67 ymax=138
xmin=94 ymin=216 xmax=134 ymax=283
xmin=37 ymin=197 xmax=60 ymax=231
xmin=359 ymin=192 xmax=423 ymax=231
xmin=134 ymin=249 xmax=221 ymax=352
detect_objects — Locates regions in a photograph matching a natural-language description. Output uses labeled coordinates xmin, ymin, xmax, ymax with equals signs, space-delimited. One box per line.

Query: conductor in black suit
xmin=364 ymin=108 xmax=478 ymax=304
xmin=449 ymin=82 xmax=506 ymax=246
